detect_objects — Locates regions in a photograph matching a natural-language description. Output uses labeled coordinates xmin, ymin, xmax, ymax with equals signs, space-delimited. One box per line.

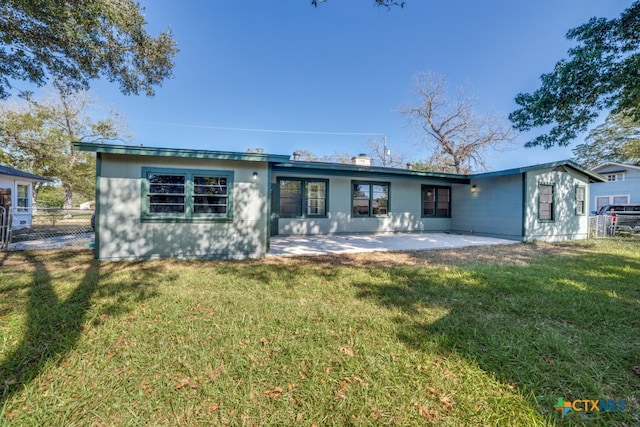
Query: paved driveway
xmin=269 ymin=232 xmax=519 ymax=257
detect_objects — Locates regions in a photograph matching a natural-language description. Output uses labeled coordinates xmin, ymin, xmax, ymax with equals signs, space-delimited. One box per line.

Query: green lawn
xmin=0 ymin=239 xmax=638 ymax=426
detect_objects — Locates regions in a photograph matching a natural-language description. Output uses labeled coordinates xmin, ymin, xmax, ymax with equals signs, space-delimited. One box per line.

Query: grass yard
xmin=0 ymin=239 xmax=638 ymax=426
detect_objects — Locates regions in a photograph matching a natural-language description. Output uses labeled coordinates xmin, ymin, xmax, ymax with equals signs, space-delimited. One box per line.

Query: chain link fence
xmin=589 ymin=214 xmax=640 ymax=238
xmin=2 ymin=207 xmax=94 ymax=251
xmin=1 ymin=206 xmax=11 ymax=250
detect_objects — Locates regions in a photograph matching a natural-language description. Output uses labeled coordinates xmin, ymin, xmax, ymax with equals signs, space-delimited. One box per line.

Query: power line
xmin=135 ymin=120 xmax=384 ymax=137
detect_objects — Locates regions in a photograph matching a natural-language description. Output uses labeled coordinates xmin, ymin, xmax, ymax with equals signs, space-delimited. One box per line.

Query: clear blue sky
xmin=91 ymin=0 xmax=627 ymax=171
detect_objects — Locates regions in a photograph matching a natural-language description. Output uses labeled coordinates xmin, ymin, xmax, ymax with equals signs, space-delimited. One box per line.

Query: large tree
xmin=510 ymin=2 xmax=640 ymax=149
xmin=572 ymin=111 xmax=640 ymax=169
xmin=0 ymin=0 xmax=177 ymax=99
xmin=403 ymin=72 xmax=515 ymax=174
xmin=0 ymin=88 xmax=130 ymax=209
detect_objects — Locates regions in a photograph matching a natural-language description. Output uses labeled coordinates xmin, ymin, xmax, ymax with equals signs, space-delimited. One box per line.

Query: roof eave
xmin=471 ymin=160 xmax=605 ymax=183
xmin=592 ymin=161 xmax=640 ymax=173
xmin=273 ymin=161 xmax=471 ymax=184
xmin=72 ymin=142 xmax=291 ymax=163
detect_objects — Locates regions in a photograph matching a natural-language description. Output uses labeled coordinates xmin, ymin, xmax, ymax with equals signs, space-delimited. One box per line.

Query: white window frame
xmin=575 ymin=186 xmax=586 ymax=216
xmin=16 ymin=184 xmax=29 ymax=212
xmin=605 ymin=172 xmax=625 ymax=182
xmin=538 ymin=183 xmax=554 ymax=221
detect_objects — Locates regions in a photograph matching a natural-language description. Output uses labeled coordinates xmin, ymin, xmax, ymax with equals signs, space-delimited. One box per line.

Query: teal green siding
xmin=451 ymin=174 xmax=524 ymax=240
xmin=85 ymin=142 xmax=599 ymax=259
xmin=273 ymin=173 xmax=451 ymax=235
xmin=96 ymin=154 xmax=269 ymax=260
xmin=523 ymin=167 xmax=591 ymax=241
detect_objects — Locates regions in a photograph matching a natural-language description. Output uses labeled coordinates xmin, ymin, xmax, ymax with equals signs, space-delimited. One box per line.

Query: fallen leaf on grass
xmin=334 ymin=376 xmax=365 ymax=400
xmin=175 ymin=378 xmax=198 ymax=390
xmin=263 ymin=386 xmax=283 ymax=399
xmin=440 ymin=396 xmax=454 ymax=412
xmin=294 ymin=413 xmax=303 ymax=423
xmin=4 ymin=379 xmax=16 ymax=386
xmin=207 ymin=363 xmax=225 ymax=381
xmin=3 ymin=411 xmax=19 ymax=419
xmin=414 ymin=403 xmax=440 ymax=421
xmin=206 ymin=402 xmax=220 ymax=412
xmin=340 ymin=347 xmax=355 ymax=357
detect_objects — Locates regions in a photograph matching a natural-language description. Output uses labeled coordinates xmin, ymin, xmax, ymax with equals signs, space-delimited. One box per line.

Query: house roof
xmin=0 ymin=164 xmax=52 ymax=182
xmin=73 ymin=142 xmax=292 ymax=163
xmin=272 ymin=161 xmax=471 ymax=184
xmin=74 ymin=142 xmax=605 ymax=183
xmin=470 ymin=160 xmax=606 ymax=183
xmin=592 ymin=161 xmax=640 ymax=173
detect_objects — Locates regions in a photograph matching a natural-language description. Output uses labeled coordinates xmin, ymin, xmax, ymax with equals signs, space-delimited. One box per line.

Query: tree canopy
xmin=510 ymin=2 xmax=640 ymax=148
xmin=0 ymin=88 xmax=130 ymax=208
xmin=572 ymin=111 xmax=640 ymax=169
xmin=0 ymin=0 xmax=178 ymax=99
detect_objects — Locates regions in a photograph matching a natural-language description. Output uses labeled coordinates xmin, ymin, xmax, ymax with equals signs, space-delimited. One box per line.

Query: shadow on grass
xmin=350 ymin=251 xmax=640 ymax=425
xmin=217 ymin=243 xmax=639 ymax=424
xmin=0 ymin=251 xmax=160 ymax=405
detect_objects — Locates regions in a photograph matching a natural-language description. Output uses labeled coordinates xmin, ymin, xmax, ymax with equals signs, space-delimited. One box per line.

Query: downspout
xmin=266 ymin=162 xmax=272 ymax=254
xmin=521 ymin=172 xmax=527 ymax=241
xmin=94 ymin=152 xmax=101 ymax=260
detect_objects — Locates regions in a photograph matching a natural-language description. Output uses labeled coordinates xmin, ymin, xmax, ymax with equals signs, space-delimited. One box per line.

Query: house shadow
xmin=0 ymin=250 xmax=161 ymax=405
xmin=349 ymin=249 xmax=640 ymax=422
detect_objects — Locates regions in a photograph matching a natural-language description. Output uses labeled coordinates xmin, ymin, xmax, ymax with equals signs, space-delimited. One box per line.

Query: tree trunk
xmin=63 ymin=182 xmax=73 ymax=210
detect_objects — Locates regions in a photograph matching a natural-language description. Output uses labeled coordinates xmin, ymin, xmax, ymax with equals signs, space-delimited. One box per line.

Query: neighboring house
xmin=79 ymin=200 xmax=95 ymax=210
xmin=74 ymin=142 xmax=604 ymax=260
xmin=589 ymin=162 xmax=640 ymax=212
xmin=0 ymin=165 xmax=52 ymax=229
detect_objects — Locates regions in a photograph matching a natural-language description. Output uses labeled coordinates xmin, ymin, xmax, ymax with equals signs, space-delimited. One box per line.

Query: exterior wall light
xmin=252 ymin=172 xmax=258 ymax=180
xmin=471 ymin=185 xmax=477 ymax=193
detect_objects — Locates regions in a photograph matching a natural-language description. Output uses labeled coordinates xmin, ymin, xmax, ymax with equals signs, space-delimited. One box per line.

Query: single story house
xmin=0 ymin=164 xmax=52 ymax=229
xmin=74 ymin=142 xmax=605 ymax=260
xmin=589 ymin=162 xmax=640 ymax=212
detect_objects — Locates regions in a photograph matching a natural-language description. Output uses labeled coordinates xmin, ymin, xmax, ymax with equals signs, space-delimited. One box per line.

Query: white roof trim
xmin=592 ymin=162 xmax=640 ymax=172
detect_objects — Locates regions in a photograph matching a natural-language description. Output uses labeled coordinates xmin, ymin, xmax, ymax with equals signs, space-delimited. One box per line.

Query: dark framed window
xmin=278 ymin=178 xmax=328 ymax=218
xmin=352 ymin=181 xmax=389 ymax=217
xmin=148 ymin=173 xmax=186 ymax=214
xmin=17 ymin=184 xmax=29 ymax=212
xmin=422 ymin=185 xmax=451 ymax=217
xmin=193 ymin=176 xmax=229 ymax=215
xmin=538 ymin=183 xmax=554 ymax=221
xmin=575 ymin=186 xmax=586 ymax=216
xmin=142 ymin=168 xmax=233 ymax=221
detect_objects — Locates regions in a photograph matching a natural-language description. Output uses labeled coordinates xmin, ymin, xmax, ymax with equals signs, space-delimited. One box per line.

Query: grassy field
xmin=0 ymin=239 xmax=638 ymax=426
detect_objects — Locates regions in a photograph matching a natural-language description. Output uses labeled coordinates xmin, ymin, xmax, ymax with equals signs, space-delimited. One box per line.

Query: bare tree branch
xmin=402 ymin=71 xmax=517 ymax=173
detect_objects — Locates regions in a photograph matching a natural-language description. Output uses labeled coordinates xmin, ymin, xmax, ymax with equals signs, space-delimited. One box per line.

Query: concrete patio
xmin=268 ymin=232 xmax=519 ymax=257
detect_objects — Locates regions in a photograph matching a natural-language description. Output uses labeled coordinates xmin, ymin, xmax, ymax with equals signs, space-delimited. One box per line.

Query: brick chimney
xmin=351 ymin=154 xmax=371 ymax=166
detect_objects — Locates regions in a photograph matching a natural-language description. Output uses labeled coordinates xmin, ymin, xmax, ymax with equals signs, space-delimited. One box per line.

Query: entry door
xmin=0 ymin=188 xmax=10 ymax=210
xmin=270 ymin=183 xmax=279 ymax=236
